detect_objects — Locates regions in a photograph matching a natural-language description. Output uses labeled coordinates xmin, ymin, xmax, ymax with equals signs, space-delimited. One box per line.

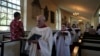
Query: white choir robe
xmin=66 ymin=28 xmax=76 ymax=44
xmin=73 ymin=28 xmax=81 ymax=42
xmin=54 ymin=31 xmax=71 ymax=56
xmin=25 ymin=27 xmax=53 ymax=56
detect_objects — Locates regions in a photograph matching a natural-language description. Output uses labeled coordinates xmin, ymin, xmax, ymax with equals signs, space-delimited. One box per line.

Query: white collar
xmin=35 ymin=27 xmax=49 ymax=31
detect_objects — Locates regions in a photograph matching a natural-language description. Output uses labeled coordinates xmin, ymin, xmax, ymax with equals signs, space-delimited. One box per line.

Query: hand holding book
xmin=28 ymin=34 xmax=41 ymax=41
xmin=59 ymin=31 xmax=68 ymax=35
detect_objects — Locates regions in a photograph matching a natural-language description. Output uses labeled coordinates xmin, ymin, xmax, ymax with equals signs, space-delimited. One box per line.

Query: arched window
xmin=56 ymin=9 xmax=61 ymax=30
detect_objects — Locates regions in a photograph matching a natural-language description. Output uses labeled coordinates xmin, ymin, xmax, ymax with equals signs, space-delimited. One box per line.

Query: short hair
xmin=14 ymin=12 xmax=20 ymax=17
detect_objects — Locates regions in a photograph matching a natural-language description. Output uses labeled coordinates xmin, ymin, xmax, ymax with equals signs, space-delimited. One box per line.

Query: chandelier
xmin=73 ymin=12 xmax=79 ymax=16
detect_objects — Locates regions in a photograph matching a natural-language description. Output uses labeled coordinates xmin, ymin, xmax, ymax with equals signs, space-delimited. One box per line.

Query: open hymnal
xmin=59 ymin=31 xmax=68 ymax=35
xmin=28 ymin=34 xmax=41 ymax=40
xmin=75 ymin=29 xmax=80 ymax=33
xmin=68 ymin=28 xmax=72 ymax=31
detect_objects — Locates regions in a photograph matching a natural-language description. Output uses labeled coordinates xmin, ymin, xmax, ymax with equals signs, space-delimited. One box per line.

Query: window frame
xmin=0 ymin=0 xmax=21 ymax=31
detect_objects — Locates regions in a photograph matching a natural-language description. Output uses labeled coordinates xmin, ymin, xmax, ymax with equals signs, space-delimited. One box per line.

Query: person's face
xmin=61 ymin=25 xmax=66 ymax=30
xmin=37 ymin=17 xmax=45 ymax=27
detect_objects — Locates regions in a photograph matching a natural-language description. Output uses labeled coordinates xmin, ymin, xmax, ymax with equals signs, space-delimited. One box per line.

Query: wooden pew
xmin=79 ymin=33 xmax=100 ymax=56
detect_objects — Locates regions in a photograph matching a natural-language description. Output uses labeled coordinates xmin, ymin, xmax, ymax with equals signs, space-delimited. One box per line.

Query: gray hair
xmin=37 ymin=15 xmax=46 ymax=21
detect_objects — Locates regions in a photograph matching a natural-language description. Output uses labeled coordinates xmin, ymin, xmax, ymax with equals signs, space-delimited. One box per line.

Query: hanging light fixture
xmin=73 ymin=12 xmax=79 ymax=16
xmin=73 ymin=7 xmax=79 ymax=16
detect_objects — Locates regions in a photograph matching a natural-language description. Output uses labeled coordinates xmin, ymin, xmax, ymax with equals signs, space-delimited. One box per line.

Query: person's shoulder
xmin=32 ymin=27 xmax=37 ymax=30
xmin=46 ymin=27 xmax=52 ymax=30
xmin=10 ymin=20 xmax=13 ymax=24
xmin=18 ymin=21 xmax=23 ymax=24
xmin=10 ymin=20 xmax=15 ymax=25
xmin=42 ymin=27 xmax=52 ymax=32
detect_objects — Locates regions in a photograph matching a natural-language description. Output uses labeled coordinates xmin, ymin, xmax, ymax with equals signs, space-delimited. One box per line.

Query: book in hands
xmin=62 ymin=32 xmax=68 ymax=35
xmin=68 ymin=29 xmax=72 ymax=31
xmin=28 ymin=34 xmax=41 ymax=40
xmin=59 ymin=31 xmax=68 ymax=35
xmin=75 ymin=29 xmax=80 ymax=33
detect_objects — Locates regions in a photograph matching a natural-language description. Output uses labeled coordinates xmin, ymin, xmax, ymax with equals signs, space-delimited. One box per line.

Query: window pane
xmin=1 ymin=7 xmax=7 ymax=13
xmin=0 ymin=26 xmax=9 ymax=31
xmin=13 ymin=10 xmax=17 ymax=13
xmin=3 ymin=0 xmax=7 ymax=1
xmin=1 ymin=1 xmax=7 ymax=6
xmin=13 ymin=5 xmax=17 ymax=9
xmin=0 ymin=13 xmax=7 ymax=25
xmin=17 ymin=6 xmax=20 ymax=10
xmin=0 ymin=13 xmax=7 ymax=20
xmin=8 ymin=9 xmax=13 ymax=14
xmin=0 ymin=1 xmax=2 ymax=5
xmin=17 ymin=0 xmax=20 ymax=5
xmin=8 ymin=0 xmax=12 ymax=2
xmin=0 ymin=19 xmax=7 ymax=25
xmin=8 ymin=3 xmax=12 ymax=8
xmin=8 ymin=14 xmax=13 ymax=20
xmin=12 ymin=0 xmax=17 ymax=4
xmin=0 ymin=6 xmax=1 ymax=12
xmin=7 ymin=19 xmax=12 ymax=25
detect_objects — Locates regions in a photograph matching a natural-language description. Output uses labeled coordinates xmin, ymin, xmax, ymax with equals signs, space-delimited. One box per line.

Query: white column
xmin=56 ymin=8 xmax=61 ymax=30
xmin=23 ymin=0 xmax=27 ymax=31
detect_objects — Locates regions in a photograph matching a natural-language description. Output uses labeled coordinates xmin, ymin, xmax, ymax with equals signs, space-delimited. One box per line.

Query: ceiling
xmin=51 ymin=0 xmax=100 ymax=19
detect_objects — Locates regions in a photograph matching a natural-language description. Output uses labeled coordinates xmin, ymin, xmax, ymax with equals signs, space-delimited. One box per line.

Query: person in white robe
xmin=25 ymin=15 xmax=53 ymax=56
xmin=66 ymin=23 xmax=76 ymax=45
xmin=54 ymin=24 xmax=71 ymax=56
xmin=72 ymin=24 xmax=81 ymax=42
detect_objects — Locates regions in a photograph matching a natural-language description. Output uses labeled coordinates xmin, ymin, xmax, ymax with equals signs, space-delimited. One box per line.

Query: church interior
xmin=0 ymin=0 xmax=100 ymax=56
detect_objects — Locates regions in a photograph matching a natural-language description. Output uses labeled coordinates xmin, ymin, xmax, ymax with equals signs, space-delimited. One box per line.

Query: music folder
xmin=75 ymin=29 xmax=80 ymax=33
xmin=68 ymin=29 xmax=72 ymax=31
xmin=28 ymin=34 xmax=41 ymax=40
xmin=59 ymin=31 xmax=68 ymax=35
